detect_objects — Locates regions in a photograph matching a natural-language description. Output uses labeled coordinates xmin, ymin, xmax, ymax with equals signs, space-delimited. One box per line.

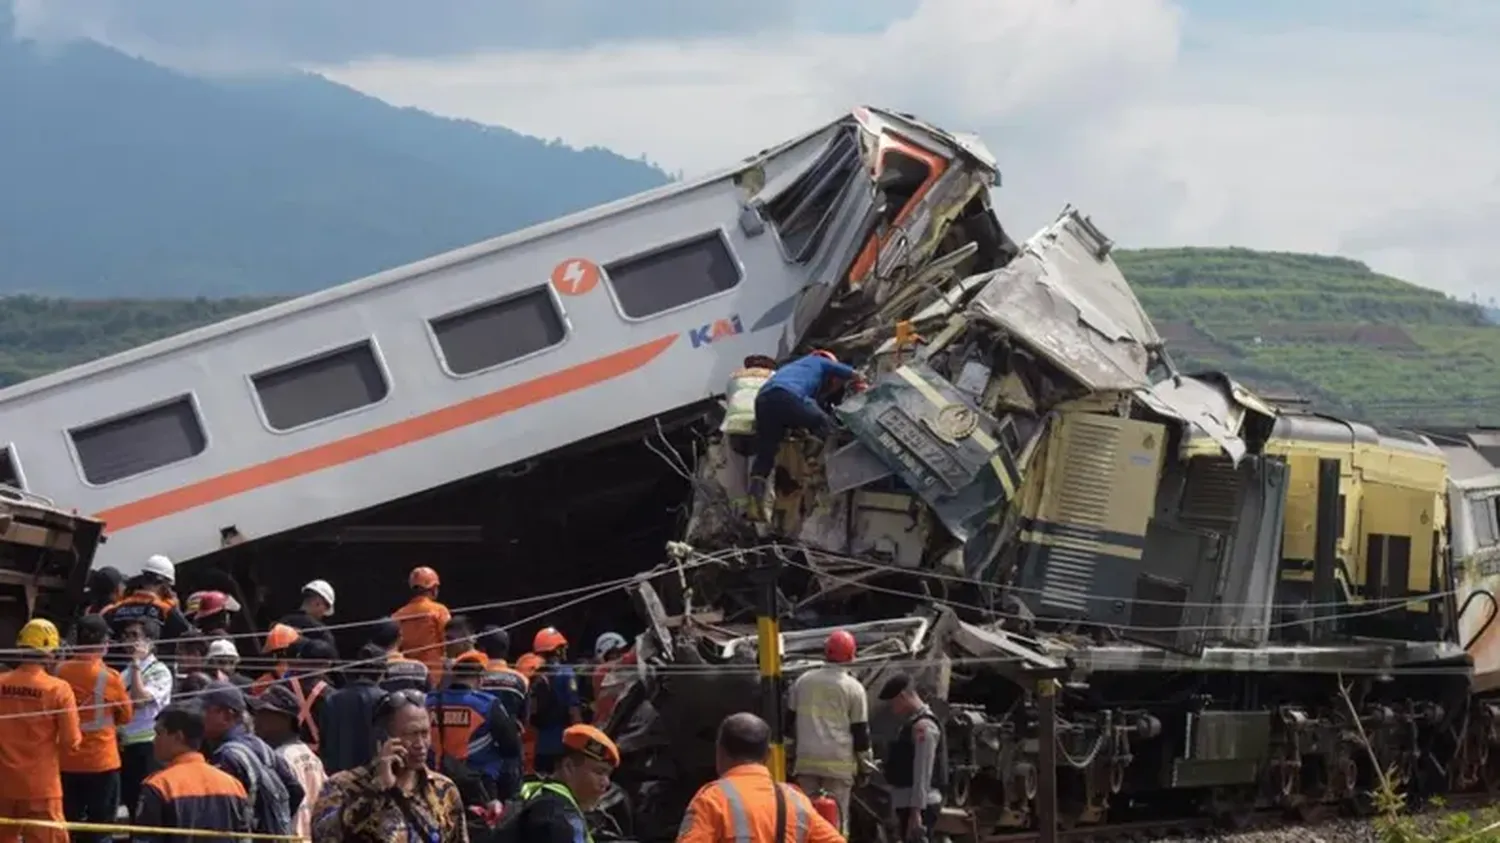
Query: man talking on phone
xmin=312 ymin=689 xmax=468 ymax=843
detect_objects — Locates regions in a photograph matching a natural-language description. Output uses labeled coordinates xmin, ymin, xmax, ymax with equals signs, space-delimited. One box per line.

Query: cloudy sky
xmin=15 ymin=0 xmax=1500 ymax=297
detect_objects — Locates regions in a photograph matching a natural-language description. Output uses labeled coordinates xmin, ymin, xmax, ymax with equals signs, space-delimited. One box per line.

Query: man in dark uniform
xmin=878 ymin=674 xmax=945 ymax=842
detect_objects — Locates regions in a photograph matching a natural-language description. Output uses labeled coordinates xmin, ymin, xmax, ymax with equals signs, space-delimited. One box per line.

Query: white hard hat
xmin=595 ymin=631 xmax=629 ymax=660
xmin=206 ymin=638 xmax=239 ymax=660
xmin=302 ymin=579 xmax=336 ymax=615
xmin=142 ymin=554 xmax=175 ymax=584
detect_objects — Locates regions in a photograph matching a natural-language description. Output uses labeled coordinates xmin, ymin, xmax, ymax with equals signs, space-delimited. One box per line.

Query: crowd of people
xmin=0 ymin=558 xmax=638 ymax=842
xmin=0 ymin=545 xmax=946 ymax=843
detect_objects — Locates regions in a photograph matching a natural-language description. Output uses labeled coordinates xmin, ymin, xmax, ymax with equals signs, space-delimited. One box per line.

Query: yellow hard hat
xmin=17 ymin=618 xmax=60 ymax=653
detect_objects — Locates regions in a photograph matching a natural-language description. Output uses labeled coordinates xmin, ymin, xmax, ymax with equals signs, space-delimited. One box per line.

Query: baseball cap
xmin=250 ymin=684 xmax=300 ymax=718
xmin=200 ymin=680 xmax=246 ymax=714
xmin=206 ymin=639 xmax=239 ymax=660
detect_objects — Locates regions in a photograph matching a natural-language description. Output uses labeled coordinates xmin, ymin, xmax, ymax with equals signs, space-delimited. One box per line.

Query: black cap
xmin=74 ymin=614 xmax=110 ymax=645
xmin=878 ymin=673 xmax=913 ymax=701
xmin=200 ymin=680 xmax=247 ymax=713
xmin=250 ymin=684 xmax=300 ymax=718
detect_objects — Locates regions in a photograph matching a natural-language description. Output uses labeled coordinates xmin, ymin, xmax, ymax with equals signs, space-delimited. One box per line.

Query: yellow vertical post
xmin=754 ymin=554 xmax=786 ymax=782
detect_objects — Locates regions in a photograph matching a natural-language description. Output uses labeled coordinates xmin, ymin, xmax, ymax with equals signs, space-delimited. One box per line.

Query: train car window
xmin=878 ymin=148 xmax=934 ymax=226
xmin=605 ymin=231 xmax=742 ymax=319
xmin=71 ymin=396 xmax=206 ymax=485
xmin=762 ymin=128 xmax=860 ymax=262
xmin=252 ymin=341 xmax=388 ymax=432
xmin=431 ymin=287 xmax=565 ymax=376
xmin=1473 ymin=499 xmax=1499 ymax=547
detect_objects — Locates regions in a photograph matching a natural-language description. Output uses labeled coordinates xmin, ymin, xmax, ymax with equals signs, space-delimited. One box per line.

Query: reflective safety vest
xmin=290 ymin=677 xmax=329 ymax=753
xmin=721 ymin=367 xmax=774 ymax=435
xmin=680 ymin=767 xmax=817 ymax=843
xmin=519 ymin=780 xmax=591 ymax=843
xmin=428 ymin=687 xmax=507 ymax=779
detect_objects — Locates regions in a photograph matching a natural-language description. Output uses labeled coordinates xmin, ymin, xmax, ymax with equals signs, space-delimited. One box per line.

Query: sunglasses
xmin=374 ymin=688 xmax=426 ymax=720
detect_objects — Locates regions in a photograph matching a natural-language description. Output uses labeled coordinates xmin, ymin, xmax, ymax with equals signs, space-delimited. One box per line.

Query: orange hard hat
xmin=408 ymin=566 xmax=440 ymax=589
xmin=810 ymin=349 xmax=838 ymax=363
xmin=265 ymin=623 xmax=302 ymax=653
xmin=825 ymin=629 xmax=857 ymax=663
xmin=516 ymin=652 xmax=544 ymax=678
xmin=533 ymin=627 xmax=568 ymax=654
xmin=562 ymin=724 xmax=621 ymax=768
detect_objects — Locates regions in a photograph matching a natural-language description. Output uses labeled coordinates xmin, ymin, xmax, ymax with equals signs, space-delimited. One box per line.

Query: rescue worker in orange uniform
xmin=528 ymin=627 xmax=582 ymax=775
xmin=250 ymin=622 xmax=303 ymax=695
xmin=476 ymin=625 xmax=529 ymax=722
xmin=392 ymin=565 xmax=451 ymax=685
xmin=427 ymin=652 xmax=522 ymax=802
xmin=515 ymin=651 xmax=545 ymax=773
xmin=101 ymin=554 xmax=193 ymax=642
xmin=677 ymin=712 xmax=845 ymax=843
xmin=250 ymin=623 xmax=331 ymax=753
xmin=57 ymin=615 xmax=134 ymax=843
xmin=0 ymin=619 xmax=83 ymax=843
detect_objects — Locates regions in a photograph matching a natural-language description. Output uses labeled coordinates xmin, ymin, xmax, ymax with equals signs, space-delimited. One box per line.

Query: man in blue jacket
xmin=748 ymin=350 xmax=864 ymax=520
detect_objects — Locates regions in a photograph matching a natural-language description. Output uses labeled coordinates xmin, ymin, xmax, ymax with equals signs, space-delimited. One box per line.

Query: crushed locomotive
xmin=600 ymin=208 xmax=1500 ymax=842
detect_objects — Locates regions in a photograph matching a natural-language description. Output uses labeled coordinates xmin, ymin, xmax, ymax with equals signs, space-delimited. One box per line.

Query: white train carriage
xmin=0 ymin=106 xmax=1013 ymax=576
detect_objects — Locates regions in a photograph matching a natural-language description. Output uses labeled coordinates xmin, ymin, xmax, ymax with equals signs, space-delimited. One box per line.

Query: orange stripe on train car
xmin=94 ymin=334 xmax=679 ymax=532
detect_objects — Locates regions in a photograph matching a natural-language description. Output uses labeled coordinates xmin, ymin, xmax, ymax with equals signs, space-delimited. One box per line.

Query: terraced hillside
xmin=1119 ymin=248 xmax=1497 ymax=425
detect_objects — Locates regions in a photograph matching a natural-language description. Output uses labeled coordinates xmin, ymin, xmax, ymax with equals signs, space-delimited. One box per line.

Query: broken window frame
xmin=603 ymin=228 xmax=744 ymax=321
xmin=759 ymin=126 xmax=863 ymax=263
xmin=427 ymin=285 xmax=570 ymax=379
xmin=69 ymin=394 xmax=209 ymax=487
xmin=1476 ymin=497 xmax=1500 ymax=548
xmin=0 ymin=445 xmax=23 ymax=489
xmin=249 ymin=339 xmax=392 ymax=434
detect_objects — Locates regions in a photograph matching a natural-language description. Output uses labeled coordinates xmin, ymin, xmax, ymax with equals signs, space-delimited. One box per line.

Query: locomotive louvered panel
xmin=1180 ymin=456 xmax=1243 ymax=536
xmin=1047 ymin=415 xmax=1125 ymax=528
xmin=1041 ymin=544 xmax=1096 ymax=613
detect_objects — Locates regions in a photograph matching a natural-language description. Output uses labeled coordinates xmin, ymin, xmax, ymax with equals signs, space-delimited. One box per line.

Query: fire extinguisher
xmin=809 ymin=790 xmax=840 ymax=829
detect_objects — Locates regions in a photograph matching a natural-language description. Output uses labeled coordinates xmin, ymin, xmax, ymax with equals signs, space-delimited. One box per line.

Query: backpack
xmin=219 ymin=739 xmax=294 ymax=836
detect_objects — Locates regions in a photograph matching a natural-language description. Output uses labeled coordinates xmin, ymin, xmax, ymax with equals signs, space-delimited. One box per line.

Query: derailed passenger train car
xmin=633 ymin=208 xmax=1482 ymax=841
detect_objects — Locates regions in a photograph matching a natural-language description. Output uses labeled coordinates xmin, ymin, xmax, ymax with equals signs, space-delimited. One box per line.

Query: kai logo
xmin=688 ymin=315 xmax=744 ymax=349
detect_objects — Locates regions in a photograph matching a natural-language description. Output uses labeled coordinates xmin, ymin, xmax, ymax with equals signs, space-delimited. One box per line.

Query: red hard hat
xmin=825 ymin=629 xmax=857 ymax=663
xmin=533 ymin=627 xmax=568 ymax=654
xmin=186 ymin=590 xmax=241 ymax=621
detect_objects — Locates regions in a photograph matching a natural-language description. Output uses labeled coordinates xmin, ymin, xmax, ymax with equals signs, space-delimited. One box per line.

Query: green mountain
xmin=0 ymin=24 xmax=669 ymax=297
xmin=1120 ymin=248 xmax=1496 ymax=424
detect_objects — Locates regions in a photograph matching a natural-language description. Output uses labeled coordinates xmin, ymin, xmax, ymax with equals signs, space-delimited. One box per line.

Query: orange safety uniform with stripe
xmin=56 ymin=655 xmax=133 ymax=773
xmin=136 ymin=751 xmax=253 ymax=837
xmin=101 ymin=591 xmax=188 ymax=639
xmin=482 ymin=658 xmax=530 ymax=719
xmin=676 ymin=764 xmax=847 ymax=843
xmin=392 ymin=594 xmax=451 ymax=685
xmin=0 ymin=662 xmax=83 ymax=843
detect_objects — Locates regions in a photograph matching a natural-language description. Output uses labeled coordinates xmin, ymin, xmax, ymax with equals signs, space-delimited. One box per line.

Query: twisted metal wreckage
xmin=584 ymin=205 xmax=1473 ymax=843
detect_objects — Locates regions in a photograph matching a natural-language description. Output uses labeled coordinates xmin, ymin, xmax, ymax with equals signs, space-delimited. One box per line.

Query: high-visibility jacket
xmin=721 ymin=366 xmax=775 ymax=435
xmin=0 ymin=664 xmax=83 ymax=800
xmin=676 ymin=763 xmax=847 ymax=843
xmin=427 ymin=686 xmax=519 ymax=783
xmin=481 ymin=658 xmax=530 ymax=722
xmin=289 ymin=676 xmax=330 ymax=754
xmin=392 ymin=595 xmax=451 ymax=684
xmin=57 ymin=655 xmax=133 ymax=773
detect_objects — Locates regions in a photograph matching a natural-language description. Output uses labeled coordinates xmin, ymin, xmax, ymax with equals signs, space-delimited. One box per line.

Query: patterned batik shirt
xmin=310 ymin=761 xmax=468 ymax=843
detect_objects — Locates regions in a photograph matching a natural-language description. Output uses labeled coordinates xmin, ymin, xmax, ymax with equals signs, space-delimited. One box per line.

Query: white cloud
xmin=321 ymin=0 xmax=1500 ymax=297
